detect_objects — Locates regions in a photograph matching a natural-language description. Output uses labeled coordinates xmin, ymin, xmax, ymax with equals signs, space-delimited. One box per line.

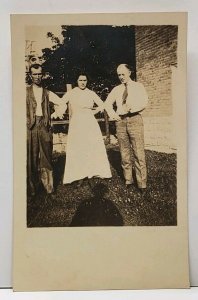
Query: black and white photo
xmin=26 ymin=24 xmax=178 ymax=227
xmin=12 ymin=13 xmax=189 ymax=291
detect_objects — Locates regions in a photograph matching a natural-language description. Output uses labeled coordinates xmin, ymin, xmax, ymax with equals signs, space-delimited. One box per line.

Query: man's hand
xmin=109 ymin=114 xmax=121 ymax=121
xmin=51 ymin=103 xmax=66 ymax=119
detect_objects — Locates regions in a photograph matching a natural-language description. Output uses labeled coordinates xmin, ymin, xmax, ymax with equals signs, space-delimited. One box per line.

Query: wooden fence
xmin=51 ymin=110 xmax=111 ymax=143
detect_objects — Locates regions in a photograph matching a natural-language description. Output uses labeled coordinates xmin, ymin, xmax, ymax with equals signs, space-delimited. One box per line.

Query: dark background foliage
xmin=41 ymin=25 xmax=136 ymax=99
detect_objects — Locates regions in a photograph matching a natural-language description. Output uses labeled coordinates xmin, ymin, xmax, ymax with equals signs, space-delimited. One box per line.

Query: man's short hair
xmin=117 ymin=63 xmax=132 ymax=72
xmin=124 ymin=64 xmax=132 ymax=71
xmin=29 ymin=64 xmax=42 ymax=74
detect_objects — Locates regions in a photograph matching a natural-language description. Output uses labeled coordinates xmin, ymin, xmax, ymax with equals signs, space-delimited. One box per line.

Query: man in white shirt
xmin=105 ymin=64 xmax=148 ymax=191
xmin=27 ymin=64 xmax=61 ymax=197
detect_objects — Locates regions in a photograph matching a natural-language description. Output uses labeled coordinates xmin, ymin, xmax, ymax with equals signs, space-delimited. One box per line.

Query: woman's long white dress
xmin=63 ymin=87 xmax=112 ymax=184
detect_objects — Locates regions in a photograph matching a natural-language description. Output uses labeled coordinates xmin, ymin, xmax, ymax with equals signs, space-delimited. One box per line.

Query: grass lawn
xmin=27 ymin=148 xmax=177 ymax=227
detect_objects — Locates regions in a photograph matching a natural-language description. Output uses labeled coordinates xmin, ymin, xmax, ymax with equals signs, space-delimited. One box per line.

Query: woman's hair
xmin=76 ymin=72 xmax=88 ymax=82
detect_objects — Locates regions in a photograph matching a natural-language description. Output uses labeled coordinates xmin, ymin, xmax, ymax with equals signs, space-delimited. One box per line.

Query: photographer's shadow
xmin=70 ymin=183 xmax=123 ymax=226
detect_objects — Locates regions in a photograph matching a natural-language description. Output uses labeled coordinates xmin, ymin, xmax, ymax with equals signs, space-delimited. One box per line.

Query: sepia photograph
xmin=26 ymin=24 xmax=178 ymax=227
xmin=12 ymin=13 xmax=189 ymax=291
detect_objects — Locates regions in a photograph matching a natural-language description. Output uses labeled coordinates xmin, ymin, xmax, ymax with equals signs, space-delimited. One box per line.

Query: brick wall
xmin=53 ymin=26 xmax=178 ymax=154
xmin=135 ymin=26 xmax=178 ymax=152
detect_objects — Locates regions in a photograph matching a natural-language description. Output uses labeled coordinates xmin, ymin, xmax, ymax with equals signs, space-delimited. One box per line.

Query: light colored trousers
xmin=116 ymin=114 xmax=147 ymax=188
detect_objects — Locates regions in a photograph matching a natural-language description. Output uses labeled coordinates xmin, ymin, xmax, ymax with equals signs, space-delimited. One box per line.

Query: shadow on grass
xmin=70 ymin=183 xmax=123 ymax=226
xmin=27 ymin=149 xmax=177 ymax=227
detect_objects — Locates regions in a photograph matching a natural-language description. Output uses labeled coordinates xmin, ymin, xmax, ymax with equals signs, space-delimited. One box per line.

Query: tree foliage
xmin=41 ymin=25 xmax=136 ymax=98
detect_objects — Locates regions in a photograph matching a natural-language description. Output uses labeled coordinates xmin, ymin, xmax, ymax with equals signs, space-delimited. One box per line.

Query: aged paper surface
xmin=12 ymin=13 xmax=189 ymax=291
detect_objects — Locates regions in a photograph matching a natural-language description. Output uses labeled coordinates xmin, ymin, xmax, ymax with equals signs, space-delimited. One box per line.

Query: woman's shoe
xmin=88 ymin=178 xmax=95 ymax=189
xmin=76 ymin=179 xmax=84 ymax=188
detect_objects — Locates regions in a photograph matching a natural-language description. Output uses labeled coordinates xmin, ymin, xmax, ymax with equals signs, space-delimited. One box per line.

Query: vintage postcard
xmin=12 ymin=13 xmax=189 ymax=291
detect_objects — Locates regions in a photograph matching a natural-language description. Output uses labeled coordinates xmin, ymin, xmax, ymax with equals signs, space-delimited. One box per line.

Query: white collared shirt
xmin=105 ymin=79 xmax=148 ymax=118
xmin=33 ymin=85 xmax=43 ymax=116
xmin=32 ymin=85 xmax=62 ymax=116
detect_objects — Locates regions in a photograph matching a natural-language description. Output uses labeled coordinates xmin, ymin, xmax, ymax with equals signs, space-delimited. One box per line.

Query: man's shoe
xmin=125 ymin=181 xmax=134 ymax=189
xmin=27 ymin=188 xmax=36 ymax=197
xmin=138 ymin=188 xmax=147 ymax=197
xmin=45 ymin=192 xmax=56 ymax=206
xmin=125 ymin=184 xmax=132 ymax=189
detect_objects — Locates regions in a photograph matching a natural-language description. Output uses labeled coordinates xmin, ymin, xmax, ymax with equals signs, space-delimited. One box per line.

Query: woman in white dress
xmin=62 ymin=74 xmax=112 ymax=185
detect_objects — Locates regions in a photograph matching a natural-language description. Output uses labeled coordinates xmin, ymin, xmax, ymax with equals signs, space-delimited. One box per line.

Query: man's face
xmin=30 ymin=67 xmax=43 ymax=86
xmin=77 ymin=75 xmax=87 ymax=90
xmin=117 ymin=66 xmax=131 ymax=84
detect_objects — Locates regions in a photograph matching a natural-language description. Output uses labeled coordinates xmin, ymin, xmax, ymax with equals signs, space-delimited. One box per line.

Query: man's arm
xmin=48 ymin=91 xmax=62 ymax=105
xmin=104 ymin=88 xmax=121 ymax=121
xmin=49 ymin=91 xmax=69 ymax=119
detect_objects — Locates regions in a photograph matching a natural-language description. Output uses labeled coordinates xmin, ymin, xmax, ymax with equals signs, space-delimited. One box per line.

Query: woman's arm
xmin=68 ymin=103 xmax=73 ymax=119
xmin=92 ymin=93 xmax=105 ymax=115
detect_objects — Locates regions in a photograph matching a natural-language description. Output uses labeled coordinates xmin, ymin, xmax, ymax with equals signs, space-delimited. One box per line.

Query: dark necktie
xmin=122 ymin=83 xmax=128 ymax=105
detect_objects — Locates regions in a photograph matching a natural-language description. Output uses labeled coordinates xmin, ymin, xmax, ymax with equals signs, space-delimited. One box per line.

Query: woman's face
xmin=77 ymin=75 xmax=87 ymax=90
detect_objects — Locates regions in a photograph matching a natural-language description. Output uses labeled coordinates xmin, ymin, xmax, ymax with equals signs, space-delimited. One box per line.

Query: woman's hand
xmin=92 ymin=105 xmax=104 ymax=115
xmin=92 ymin=108 xmax=101 ymax=115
